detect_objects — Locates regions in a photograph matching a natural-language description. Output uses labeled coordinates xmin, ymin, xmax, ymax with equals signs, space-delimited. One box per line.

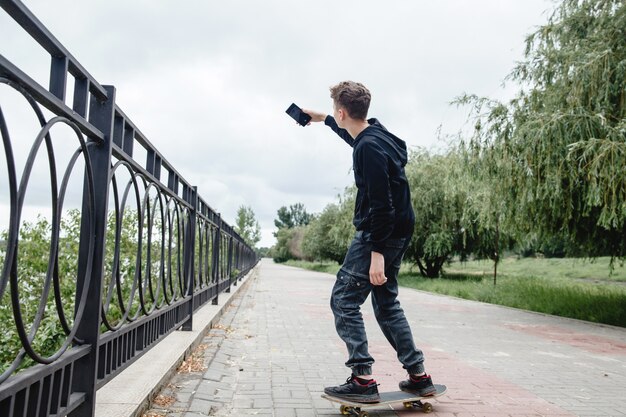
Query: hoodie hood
xmin=361 ymin=118 xmax=409 ymax=166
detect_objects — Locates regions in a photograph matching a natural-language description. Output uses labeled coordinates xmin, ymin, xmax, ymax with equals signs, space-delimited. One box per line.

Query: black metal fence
xmin=0 ymin=1 xmax=258 ymax=416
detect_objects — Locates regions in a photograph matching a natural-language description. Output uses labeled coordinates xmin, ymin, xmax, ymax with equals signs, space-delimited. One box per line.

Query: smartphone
xmin=286 ymin=103 xmax=312 ymax=126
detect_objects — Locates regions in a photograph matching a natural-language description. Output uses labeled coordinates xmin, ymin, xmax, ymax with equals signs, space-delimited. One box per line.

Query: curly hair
xmin=329 ymin=81 xmax=371 ymax=120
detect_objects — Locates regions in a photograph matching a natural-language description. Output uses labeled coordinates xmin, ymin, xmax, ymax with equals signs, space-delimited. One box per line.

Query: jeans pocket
xmin=383 ymin=237 xmax=408 ymax=270
xmin=332 ymin=272 xmax=371 ymax=311
xmin=337 ymin=273 xmax=366 ymax=290
xmin=340 ymin=237 xmax=372 ymax=279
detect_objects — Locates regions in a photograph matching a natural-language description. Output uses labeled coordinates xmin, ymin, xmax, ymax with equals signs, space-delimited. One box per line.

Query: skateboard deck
xmin=322 ymin=384 xmax=447 ymax=416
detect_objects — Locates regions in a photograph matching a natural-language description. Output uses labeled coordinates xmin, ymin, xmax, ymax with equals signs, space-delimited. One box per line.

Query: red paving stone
xmin=370 ymin=343 xmax=575 ymax=416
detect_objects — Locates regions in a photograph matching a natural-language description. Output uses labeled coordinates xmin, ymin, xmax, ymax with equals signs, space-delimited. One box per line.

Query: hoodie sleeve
xmin=356 ymin=139 xmax=395 ymax=253
xmin=324 ymin=115 xmax=353 ymax=147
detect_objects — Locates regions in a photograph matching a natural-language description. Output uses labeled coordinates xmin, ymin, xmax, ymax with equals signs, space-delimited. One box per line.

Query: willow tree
xmin=405 ymin=149 xmax=474 ymax=277
xmin=459 ymin=0 xmax=626 ymax=258
xmin=456 ymin=141 xmax=514 ymax=285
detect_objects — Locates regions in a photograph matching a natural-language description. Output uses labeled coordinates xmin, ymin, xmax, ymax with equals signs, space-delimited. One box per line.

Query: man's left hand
xmin=369 ymin=251 xmax=387 ymax=286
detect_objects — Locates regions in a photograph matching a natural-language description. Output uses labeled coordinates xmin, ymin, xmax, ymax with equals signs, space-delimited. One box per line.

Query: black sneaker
xmin=399 ymin=374 xmax=437 ymax=397
xmin=324 ymin=375 xmax=380 ymax=403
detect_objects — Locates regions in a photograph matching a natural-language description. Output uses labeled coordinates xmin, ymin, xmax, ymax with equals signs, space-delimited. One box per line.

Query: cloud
xmin=1 ymin=0 xmax=553 ymax=247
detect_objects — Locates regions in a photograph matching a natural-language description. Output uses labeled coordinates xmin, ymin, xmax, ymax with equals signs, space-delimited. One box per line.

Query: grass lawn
xmin=444 ymin=256 xmax=626 ymax=283
xmin=284 ymin=259 xmax=341 ymax=275
xmin=284 ymin=257 xmax=626 ymax=328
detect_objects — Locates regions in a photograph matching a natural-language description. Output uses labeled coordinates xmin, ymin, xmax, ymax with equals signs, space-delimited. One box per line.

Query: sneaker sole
xmin=323 ymin=392 xmax=381 ymax=403
xmin=399 ymin=387 xmax=437 ymax=397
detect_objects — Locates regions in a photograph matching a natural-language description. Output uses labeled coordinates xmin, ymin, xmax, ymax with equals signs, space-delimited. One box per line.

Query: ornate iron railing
xmin=0 ymin=1 xmax=259 ymax=416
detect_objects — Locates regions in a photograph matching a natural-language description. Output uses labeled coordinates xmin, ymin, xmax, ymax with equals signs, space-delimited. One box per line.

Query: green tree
xmin=405 ymin=150 xmax=471 ymax=277
xmin=458 ymin=0 xmax=626 ymax=260
xmin=272 ymin=203 xmax=313 ymax=261
xmin=302 ymin=188 xmax=355 ymax=263
xmin=274 ymin=203 xmax=312 ymax=230
xmin=0 ymin=212 xmax=82 ymax=374
xmin=234 ymin=205 xmax=261 ymax=248
xmin=455 ymin=142 xmax=518 ymax=284
xmin=271 ymin=227 xmax=297 ymax=263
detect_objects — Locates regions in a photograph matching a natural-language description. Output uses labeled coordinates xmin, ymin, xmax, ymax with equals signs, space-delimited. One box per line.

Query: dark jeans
xmin=330 ymin=231 xmax=425 ymax=376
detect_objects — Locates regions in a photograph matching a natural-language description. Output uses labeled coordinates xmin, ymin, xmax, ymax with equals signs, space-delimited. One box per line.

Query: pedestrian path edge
xmin=94 ymin=266 xmax=259 ymax=417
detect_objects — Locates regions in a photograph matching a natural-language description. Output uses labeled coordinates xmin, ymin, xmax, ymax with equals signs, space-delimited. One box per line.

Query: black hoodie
xmin=325 ymin=115 xmax=415 ymax=253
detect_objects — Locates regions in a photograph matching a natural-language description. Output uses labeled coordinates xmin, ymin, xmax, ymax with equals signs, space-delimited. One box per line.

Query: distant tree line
xmin=270 ymin=0 xmax=626 ymax=279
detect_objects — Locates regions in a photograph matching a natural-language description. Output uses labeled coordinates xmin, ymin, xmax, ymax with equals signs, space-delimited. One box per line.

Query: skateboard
xmin=322 ymin=384 xmax=447 ymax=416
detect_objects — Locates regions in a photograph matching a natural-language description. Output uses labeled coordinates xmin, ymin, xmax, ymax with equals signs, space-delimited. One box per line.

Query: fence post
xmin=225 ymin=234 xmax=233 ymax=292
xmin=232 ymin=240 xmax=239 ymax=287
xmin=181 ymin=186 xmax=197 ymax=331
xmin=211 ymin=214 xmax=221 ymax=305
xmin=70 ymin=85 xmax=116 ymax=417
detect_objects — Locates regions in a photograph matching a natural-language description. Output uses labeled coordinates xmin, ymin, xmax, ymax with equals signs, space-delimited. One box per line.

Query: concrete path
xmin=145 ymin=259 xmax=626 ymax=417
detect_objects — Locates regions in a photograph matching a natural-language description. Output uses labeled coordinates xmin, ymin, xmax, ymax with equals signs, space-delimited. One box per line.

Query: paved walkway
xmin=144 ymin=259 xmax=626 ymax=417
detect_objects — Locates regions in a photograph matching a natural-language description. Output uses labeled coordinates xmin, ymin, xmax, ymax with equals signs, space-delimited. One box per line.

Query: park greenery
xmin=0 ymin=212 xmax=81 ymax=374
xmin=234 ymin=205 xmax=261 ymax=248
xmin=0 ymin=197 xmax=262 ymax=375
xmin=0 ymin=207 xmax=189 ymax=374
xmin=271 ymin=203 xmax=316 ymax=263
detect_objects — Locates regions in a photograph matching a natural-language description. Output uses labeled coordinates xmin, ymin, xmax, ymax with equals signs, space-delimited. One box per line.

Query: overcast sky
xmin=1 ymin=0 xmax=553 ymax=247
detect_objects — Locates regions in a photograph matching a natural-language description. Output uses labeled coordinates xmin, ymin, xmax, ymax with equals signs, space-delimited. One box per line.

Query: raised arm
xmin=301 ymin=109 xmax=353 ymax=147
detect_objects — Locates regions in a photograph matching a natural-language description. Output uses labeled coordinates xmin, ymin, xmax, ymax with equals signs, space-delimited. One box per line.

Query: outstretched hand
xmin=301 ymin=108 xmax=327 ymax=125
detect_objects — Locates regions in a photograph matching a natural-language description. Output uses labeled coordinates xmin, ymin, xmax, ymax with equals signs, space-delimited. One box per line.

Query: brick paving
xmin=145 ymin=259 xmax=626 ymax=417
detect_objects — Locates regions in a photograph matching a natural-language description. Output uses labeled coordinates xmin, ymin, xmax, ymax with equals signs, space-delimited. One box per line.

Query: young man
xmin=302 ymin=81 xmax=436 ymax=403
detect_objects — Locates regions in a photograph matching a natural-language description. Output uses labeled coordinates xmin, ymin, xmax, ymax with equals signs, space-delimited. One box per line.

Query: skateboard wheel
xmin=358 ymin=411 xmax=369 ymax=417
xmin=339 ymin=405 xmax=350 ymax=415
xmin=403 ymin=401 xmax=412 ymax=408
xmin=422 ymin=402 xmax=433 ymax=413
